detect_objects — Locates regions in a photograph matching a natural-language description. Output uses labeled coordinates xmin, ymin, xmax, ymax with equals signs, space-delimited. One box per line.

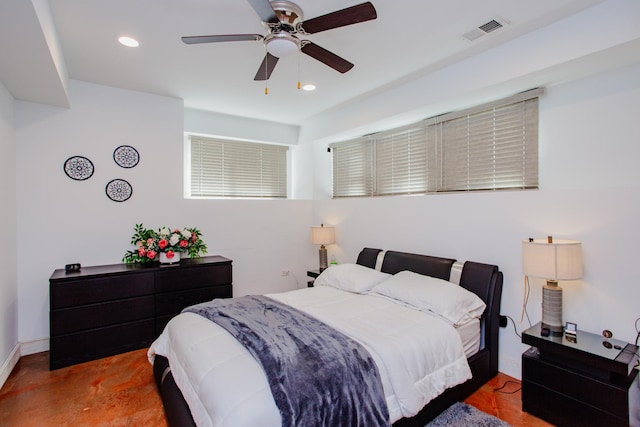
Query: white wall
xmin=184 ymin=108 xmax=299 ymax=146
xmin=310 ymin=63 xmax=640 ymax=379
xmin=0 ymin=82 xmax=18 ymax=384
xmin=15 ymin=80 xmax=314 ymax=345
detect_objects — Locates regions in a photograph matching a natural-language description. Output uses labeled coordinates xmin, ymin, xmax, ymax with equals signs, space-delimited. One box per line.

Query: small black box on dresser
xmin=49 ymin=255 xmax=232 ymax=370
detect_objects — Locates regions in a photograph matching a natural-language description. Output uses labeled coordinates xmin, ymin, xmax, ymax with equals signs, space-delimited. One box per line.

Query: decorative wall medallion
xmin=113 ymin=145 xmax=140 ymax=168
xmin=105 ymin=179 xmax=133 ymax=202
xmin=64 ymin=156 xmax=94 ymax=181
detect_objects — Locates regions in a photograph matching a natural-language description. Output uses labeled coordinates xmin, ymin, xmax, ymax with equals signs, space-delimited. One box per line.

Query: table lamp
xmin=311 ymin=224 xmax=335 ymax=271
xmin=522 ymin=236 xmax=582 ymax=336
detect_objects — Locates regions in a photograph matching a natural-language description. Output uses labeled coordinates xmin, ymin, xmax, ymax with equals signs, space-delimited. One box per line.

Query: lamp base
xmin=542 ymin=281 xmax=563 ymax=336
xmin=318 ymin=245 xmax=328 ymax=271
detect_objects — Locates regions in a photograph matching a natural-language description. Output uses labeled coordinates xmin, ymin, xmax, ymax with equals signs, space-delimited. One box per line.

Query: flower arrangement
xmin=122 ymin=223 xmax=208 ymax=264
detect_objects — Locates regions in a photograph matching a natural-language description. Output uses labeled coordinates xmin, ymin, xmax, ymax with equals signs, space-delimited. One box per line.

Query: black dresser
xmin=522 ymin=322 xmax=639 ymax=427
xmin=49 ymin=255 xmax=232 ymax=370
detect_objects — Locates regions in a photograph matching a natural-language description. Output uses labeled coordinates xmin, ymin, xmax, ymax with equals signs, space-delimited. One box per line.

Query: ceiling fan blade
xmin=301 ymin=42 xmax=354 ymax=74
xmin=246 ymin=0 xmax=279 ymax=24
xmin=254 ymin=53 xmax=279 ymax=81
xmin=300 ymin=2 xmax=377 ymax=34
xmin=182 ymin=34 xmax=262 ymax=44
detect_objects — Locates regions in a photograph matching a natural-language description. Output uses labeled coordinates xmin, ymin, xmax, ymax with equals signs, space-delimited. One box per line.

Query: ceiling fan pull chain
xmin=297 ymin=51 xmax=301 ymax=90
xmin=265 ymin=47 xmax=269 ymax=95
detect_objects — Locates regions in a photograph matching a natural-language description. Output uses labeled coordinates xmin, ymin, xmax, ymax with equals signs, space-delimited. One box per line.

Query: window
xmin=330 ymin=88 xmax=541 ymax=198
xmin=189 ymin=135 xmax=288 ymax=198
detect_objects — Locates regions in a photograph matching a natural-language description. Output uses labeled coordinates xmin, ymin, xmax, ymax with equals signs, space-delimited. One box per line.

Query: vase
xmin=159 ymin=251 xmax=181 ymax=264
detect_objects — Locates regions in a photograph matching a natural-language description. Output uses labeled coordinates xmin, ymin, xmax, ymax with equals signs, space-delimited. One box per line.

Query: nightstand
xmin=307 ymin=269 xmax=321 ymax=287
xmin=522 ymin=322 xmax=639 ymax=427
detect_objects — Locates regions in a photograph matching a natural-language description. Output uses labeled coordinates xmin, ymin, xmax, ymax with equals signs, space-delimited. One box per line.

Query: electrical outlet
xmin=281 ymin=269 xmax=291 ymax=277
xmin=499 ymin=315 xmax=508 ymax=328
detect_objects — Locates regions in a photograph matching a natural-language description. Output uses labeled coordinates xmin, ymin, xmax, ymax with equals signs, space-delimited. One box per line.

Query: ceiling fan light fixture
xmin=265 ymin=32 xmax=299 ymax=58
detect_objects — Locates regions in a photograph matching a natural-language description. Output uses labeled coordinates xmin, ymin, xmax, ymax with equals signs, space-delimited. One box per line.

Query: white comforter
xmin=148 ymin=286 xmax=472 ymax=427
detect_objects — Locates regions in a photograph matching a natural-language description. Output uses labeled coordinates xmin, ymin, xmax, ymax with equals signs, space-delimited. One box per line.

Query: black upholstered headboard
xmin=355 ymin=248 xmax=456 ymax=281
xmin=381 ymin=250 xmax=456 ymax=281
xmin=355 ymin=247 xmax=382 ymax=269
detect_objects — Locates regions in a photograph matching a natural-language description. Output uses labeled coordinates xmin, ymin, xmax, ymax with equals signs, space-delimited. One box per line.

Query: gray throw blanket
xmin=184 ymin=295 xmax=390 ymax=427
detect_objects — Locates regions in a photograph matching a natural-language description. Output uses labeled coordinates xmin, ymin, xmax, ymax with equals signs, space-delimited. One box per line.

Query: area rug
xmin=425 ymin=402 xmax=512 ymax=427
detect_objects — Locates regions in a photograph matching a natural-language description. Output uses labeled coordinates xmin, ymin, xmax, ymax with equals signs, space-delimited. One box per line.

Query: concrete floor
xmin=0 ymin=348 xmax=551 ymax=426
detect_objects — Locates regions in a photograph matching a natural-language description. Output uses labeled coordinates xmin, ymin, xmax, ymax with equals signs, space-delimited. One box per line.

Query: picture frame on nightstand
xmin=565 ymin=321 xmax=577 ymax=343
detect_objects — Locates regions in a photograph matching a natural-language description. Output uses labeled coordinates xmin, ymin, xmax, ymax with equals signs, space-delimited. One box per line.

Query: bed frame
xmin=153 ymin=248 xmax=503 ymax=427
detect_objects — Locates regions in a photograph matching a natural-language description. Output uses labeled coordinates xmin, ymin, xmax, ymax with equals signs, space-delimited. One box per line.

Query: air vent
xmin=479 ymin=19 xmax=503 ymax=33
xmin=462 ymin=17 xmax=508 ymax=41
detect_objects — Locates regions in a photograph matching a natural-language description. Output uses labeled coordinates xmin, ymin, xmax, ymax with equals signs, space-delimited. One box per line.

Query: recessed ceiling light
xmin=118 ymin=36 xmax=139 ymax=47
xmin=302 ymin=84 xmax=316 ymax=91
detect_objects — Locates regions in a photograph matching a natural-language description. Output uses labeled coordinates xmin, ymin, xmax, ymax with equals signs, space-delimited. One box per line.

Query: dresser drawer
xmin=155 ymin=264 xmax=231 ymax=293
xmin=522 ymin=380 xmax=628 ymax=427
xmin=50 ymin=295 xmax=155 ymax=335
xmin=50 ymin=319 xmax=155 ymax=369
xmin=155 ymin=284 xmax=232 ymax=316
xmin=50 ymin=273 xmax=154 ymax=309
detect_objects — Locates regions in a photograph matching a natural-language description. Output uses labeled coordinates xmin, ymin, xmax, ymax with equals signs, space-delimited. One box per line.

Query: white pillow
xmin=314 ymin=263 xmax=391 ymax=294
xmin=371 ymin=270 xmax=486 ymax=325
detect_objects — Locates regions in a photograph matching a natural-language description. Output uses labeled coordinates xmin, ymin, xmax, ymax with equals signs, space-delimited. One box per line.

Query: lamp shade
xmin=311 ymin=225 xmax=335 ymax=246
xmin=522 ymin=238 xmax=582 ymax=280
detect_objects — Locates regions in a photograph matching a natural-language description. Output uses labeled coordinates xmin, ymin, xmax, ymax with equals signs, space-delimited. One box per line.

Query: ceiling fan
xmin=181 ymin=0 xmax=377 ymax=81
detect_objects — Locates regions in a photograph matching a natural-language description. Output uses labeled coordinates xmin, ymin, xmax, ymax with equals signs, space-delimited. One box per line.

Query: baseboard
xmin=20 ymin=338 xmax=49 ymax=356
xmin=0 ymin=343 xmax=20 ymax=390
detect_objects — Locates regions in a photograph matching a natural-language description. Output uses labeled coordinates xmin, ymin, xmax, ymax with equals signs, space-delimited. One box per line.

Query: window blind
xmin=438 ymin=98 xmax=539 ymax=191
xmin=190 ymin=136 xmax=288 ymax=198
xmin=330 ymin=88 xmax=541 ymax=198
xmin=375 ymin=124 xmax=432 ymax=195
xmin=331 ymin=137 xmax=374 ymax=197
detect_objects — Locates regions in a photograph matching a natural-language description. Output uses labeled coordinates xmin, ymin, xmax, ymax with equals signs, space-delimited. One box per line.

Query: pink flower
xmin=165 ymin=250 xmax=175 ymax=259
xmin=191 ymin=232 xmax=197 ymax=242
xmin=179 ymin=240 xmax=188 ymax=248
xmin=158 ymin=239 xmax=168 ymax=250
xmin=147 ymin=250 xmax=157 ymax=259
xmin=138 ymin=248 xmax=146 ymax=256
xmin=146 ymin=238 xmax=154 ymax=245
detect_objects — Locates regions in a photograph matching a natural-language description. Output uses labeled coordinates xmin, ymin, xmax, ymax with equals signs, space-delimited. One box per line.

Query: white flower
xmin=169 ymin=233 xmax=180 ymax=246
xmin=159 ymin=227 xmax=171 ymax=236
xmin=181 ymin=229 xmax=191 ymax=239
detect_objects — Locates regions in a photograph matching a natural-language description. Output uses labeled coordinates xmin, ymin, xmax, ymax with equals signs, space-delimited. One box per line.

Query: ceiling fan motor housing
xmin=269 ymin=1 xmax=304 ymax=25
xmin=263 ymin=1 xmax=303 ymax=57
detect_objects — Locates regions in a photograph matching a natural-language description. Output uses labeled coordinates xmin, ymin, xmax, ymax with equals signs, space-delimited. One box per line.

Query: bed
xmin=149 ymin=248 xmax=503 ymax=427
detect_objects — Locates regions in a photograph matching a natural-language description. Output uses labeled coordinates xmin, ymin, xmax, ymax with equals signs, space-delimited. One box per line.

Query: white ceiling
xmin=0 ymin=0 xmax=613 ymax=125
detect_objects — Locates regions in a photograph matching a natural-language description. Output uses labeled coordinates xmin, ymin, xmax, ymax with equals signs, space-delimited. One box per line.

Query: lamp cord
xmin=493 ymin=380 xmax=521 ymax=394
xmin=504 ymin=315 xmax=523 ymax=339
xmin=520 ymin=276 xmax=532 ymax=326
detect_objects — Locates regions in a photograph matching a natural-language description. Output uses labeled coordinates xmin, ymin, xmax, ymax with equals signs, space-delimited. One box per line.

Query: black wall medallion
xmin=64 ymin=156 xmax=94 ymax=181
xmin=105 ymin=179 xmax=133 ymax=202
xmin=113 ymin=145 xmax=140 ymax=168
